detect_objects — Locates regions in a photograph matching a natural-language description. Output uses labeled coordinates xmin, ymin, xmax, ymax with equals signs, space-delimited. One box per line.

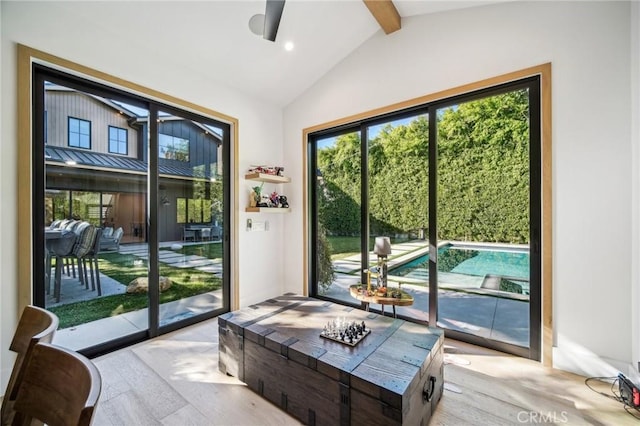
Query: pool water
xmin=391 ymin=246 xmax=530 ymax=280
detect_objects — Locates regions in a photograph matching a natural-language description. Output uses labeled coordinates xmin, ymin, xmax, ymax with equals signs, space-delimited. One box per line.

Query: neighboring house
xmin=44 ymin=83 xmax=223 ymax=243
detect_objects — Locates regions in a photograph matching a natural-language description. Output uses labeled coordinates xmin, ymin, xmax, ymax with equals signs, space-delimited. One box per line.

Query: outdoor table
xmin=45 ymin=228 xmax=77 ymax=302
xmin=185 ymin=225 xmax=213 ymax=241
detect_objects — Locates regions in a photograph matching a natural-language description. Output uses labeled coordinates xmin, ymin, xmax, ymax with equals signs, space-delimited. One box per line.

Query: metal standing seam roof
xmin=45 ymin=146 xmax=207 ymax=179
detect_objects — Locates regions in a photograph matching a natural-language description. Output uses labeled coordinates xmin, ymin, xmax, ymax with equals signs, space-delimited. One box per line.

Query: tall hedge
xmin=316 ymin=90 xmax=530 ymax=244
xmin=317 ymin=132 xmax=362 ymax=235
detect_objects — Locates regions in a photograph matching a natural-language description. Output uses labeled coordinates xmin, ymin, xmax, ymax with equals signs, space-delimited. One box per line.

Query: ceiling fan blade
xmin=264 ymin=0 xmax=285 ymax=42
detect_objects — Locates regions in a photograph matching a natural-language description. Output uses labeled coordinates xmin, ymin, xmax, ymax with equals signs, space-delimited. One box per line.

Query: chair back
xmin=201 ymin=227 xmax=211 ymax=239
xmin=90 ymin=228 xmax=102 ymax=255
xmin=101 ymin=226 xmax=113 ymax=238
xmin=1 ymin=306 xmax=58 ymax=425
xmin=11 ymin=342 xmax=101 ymax=426
xmin=57 ymin=219 xmax=71 ymax=229
xmin=183 ymin=227 xmax=195 ymax=240
xmin=64 ymin=219 xmax=80 ymax=231
xmin=211 ymin=225 xmax=222 ymax=240
xmin=72 ymin=223 xmax=97 ymax=258
xmin=112 ymin=227 xmax=124 ymax=242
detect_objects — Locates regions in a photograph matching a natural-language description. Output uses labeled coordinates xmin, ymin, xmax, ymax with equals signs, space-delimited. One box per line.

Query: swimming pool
xmin=390 ymin=244 xmax=530 ymax=281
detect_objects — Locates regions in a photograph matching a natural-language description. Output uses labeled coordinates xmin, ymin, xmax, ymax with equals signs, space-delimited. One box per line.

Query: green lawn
xmin=49 ymin=247 xmax=221 ymax=329
xmin=165 ymin=242 xmax=223 ymax=259
xmin=327 ymin=236 xmax=411 ymax=260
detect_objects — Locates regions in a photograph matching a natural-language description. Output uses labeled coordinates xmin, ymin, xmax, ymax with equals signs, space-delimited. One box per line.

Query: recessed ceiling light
xmin=284 ymin=41 xmax=294 ymax=51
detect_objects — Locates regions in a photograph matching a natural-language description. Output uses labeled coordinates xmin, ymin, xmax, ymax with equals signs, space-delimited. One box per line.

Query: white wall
xmin=283 ymin=1 xmax=636 ymax=377
xmin=0 ymin=0 xmax=4 ymax=402
xmin=632 ymin=1 xmax=640 ymax=381
xmin=0 ymin=2 xmax=286 ymax=390
xmin=2 ymin=0 xmax=637 ymax=389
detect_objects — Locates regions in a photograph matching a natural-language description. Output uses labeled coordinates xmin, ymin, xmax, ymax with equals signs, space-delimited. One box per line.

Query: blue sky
xmin=316 ymin=114 xmax=425 ymax=150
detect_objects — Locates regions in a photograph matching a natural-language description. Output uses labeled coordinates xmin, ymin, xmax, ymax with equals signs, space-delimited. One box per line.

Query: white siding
xmin=45 ymin=90 xmax=137 ymax=157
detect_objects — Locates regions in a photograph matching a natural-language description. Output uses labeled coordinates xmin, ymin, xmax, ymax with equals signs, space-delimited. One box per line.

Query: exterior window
xmin=159 ymin=133 xmax=189 ymax=161
xmin=44 ymin=189 xmax=69 ymax=223
xmin=108 ymin=126 xmax=128 ymax=154
xmin=68 ymin=117 xmax=91 ymax=149
xmin=177 ymin=197 xmax=212 ymax=223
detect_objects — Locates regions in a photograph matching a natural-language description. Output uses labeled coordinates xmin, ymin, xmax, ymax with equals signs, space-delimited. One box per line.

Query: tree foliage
xmin=437 ymin=90 xmax=530 ymax=243
xmin=317 ymin=132 xmax=362 ymax=235
xmin=316 ymin=90 xmax=530 ymax=244
xmin=316 ymin=222 xmax=335 ymax=294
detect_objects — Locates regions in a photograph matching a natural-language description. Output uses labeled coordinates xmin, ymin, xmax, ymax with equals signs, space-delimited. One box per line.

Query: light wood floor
xmin=91 ymin=318 xmax=639 ymax=425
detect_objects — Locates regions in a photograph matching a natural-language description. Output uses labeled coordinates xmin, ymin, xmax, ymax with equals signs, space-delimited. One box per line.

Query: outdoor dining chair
xmin=83 ymin=228 xmax=102 ymax=296
xmin=51 ymin=222 xmax=96 ymax=303
xmin=183 ymin=227 xmax=196 ymax=242
xmin=100 ymin=226 xmax=123 ymax=251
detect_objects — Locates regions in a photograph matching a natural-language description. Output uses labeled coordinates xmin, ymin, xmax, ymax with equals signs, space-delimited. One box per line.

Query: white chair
xmin=200 ymin=227 xmax=212 ymax=241
xmin=101 ymin=226 xmax=113 ymax=238
xmin=100 ymin=226 xmax=123 ymax=251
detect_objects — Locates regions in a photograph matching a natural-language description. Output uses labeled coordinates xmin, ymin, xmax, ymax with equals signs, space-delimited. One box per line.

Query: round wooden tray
xmin=349 ymin=285 xmax=414 ymax=307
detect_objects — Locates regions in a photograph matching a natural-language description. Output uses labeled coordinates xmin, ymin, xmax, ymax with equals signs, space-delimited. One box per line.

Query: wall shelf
xmin=245 ymin=207 xmax=291 ymax=213
xmin=246 ymin=171 xmax=290 ymax=213
xmin=244 ymin=172 xmax=291 ymax=184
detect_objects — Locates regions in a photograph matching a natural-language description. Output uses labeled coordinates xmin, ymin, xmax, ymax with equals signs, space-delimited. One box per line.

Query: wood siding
xmin=45 ymin=90 xmax=139 ymax=158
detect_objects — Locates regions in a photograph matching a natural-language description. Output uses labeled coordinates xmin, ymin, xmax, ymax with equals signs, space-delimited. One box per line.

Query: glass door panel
xmin=366 ymin=114 xmax=429 ymax=321
xmin=308 ymin=78 xmax=540 ymax=358
xmin=156 ymin=110 xmax=225 ymax=327
xmin=314 ymin=131 xmax=362 ymax=304
xmin=35 ymin=67 xmax=231 ymax=355
xmin=436 ymin=89 xmax=531 ymax=347
xmin=42 ymin=81 xmax=150 ymax=350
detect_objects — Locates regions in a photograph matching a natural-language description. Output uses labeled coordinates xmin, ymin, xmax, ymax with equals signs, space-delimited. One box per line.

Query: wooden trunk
xmin=218 ymin=294 xmax=444 ymax=426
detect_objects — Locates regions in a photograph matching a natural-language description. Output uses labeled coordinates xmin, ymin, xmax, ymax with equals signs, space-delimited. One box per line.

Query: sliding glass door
xmin=39 ymin=80 xmax=151 ymax=350
xmin=156 ymin=108 xmax=226 ymax=328
xmin=434 ymin=86 xmax=539 ymax=357
xmin=309 ymin=78 xmax=541 ymax=359
xmin=311 ymin=130 xmax=363 ymax=303
xmin=33 ymin=65 xmax=230 ymax=355
xmin=366 ymin=113 xmax=429 ymax=322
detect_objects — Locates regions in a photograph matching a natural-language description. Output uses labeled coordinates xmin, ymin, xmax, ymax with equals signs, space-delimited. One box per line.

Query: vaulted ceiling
xmin=36 ymin=1 xmax=504 ymax=107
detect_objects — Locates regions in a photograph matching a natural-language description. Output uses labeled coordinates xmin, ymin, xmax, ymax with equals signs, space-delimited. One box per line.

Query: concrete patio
xmin=322 ymin=271 xmax=529 ymax=348
xmin=49 ymin=240 xmax=224 ymax=350
xmin=324 ymin=239 xmax=530 ymax=348
xmin=51 ymin=239 xmax=530 ymax=351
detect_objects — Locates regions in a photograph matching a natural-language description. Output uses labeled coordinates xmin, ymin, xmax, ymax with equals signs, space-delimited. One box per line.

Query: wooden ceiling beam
xmin=362 ymin=0 xmax=401 ymax=35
